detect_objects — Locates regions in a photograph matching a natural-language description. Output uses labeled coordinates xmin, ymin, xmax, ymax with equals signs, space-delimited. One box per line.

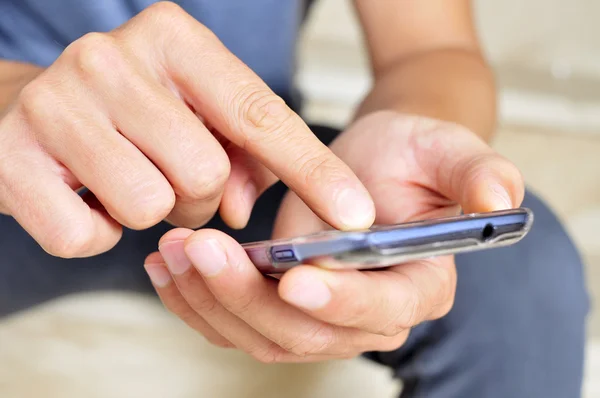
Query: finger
xmin=143 ymin=256 xmax=234 ymax=348
xmin=61 ymin=33 xmax=231 ymax=229
xmin=446 ymin=152 xmax=524 ymax=213
xmin=158 ymin=229 xmax=411 ymax=359
xmin=149 ymin=248 xmax=408 ymax=356
xmin=20 ymin=74 xmax=176 ymax=230
xmin=413 ymin=122 xmax=524 ymax=213
xmin=218 ymin=144 xmax=278 ymax=229
xmin=156 ymin=229 xmax=296 ymax=362
xmin=122 ymin=3 xmax=375 ymax=231
xmin=159 ymin=241 xmax=348 ymax=363
xmin=0 ymin=119 xmax=122 ymax=257
xmin=278 ymin=256 xmax=457 ymax=337
xmin=179 ymin=229 xmax=390 ymax=358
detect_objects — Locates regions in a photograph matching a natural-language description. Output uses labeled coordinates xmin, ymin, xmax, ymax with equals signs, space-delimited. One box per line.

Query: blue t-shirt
xmin=0 ymin=0 xmax=305 ymax=101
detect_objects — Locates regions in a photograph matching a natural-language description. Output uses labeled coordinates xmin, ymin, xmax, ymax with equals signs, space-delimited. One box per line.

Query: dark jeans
xmin=0 ymin=125 xmax=589 ymax=398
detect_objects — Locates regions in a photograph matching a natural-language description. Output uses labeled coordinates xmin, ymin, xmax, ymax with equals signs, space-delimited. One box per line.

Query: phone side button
xmin=273 ymin=249 xmax=297 ymax=262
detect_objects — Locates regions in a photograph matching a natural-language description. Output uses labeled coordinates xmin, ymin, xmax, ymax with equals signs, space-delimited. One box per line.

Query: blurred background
xmin=1 ymin=1 xmax=599 ymax=397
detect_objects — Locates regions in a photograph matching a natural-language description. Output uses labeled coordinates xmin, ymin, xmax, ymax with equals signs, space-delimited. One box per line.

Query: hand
xmin=0 ymin=2 xmax=374 ymax=258
xmin=143 ymin=111 xmax=524 ymax=363
xmin=145 ymin=227 xmax=412 ymax=363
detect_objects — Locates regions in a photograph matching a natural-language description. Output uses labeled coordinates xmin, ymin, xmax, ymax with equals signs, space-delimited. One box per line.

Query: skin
xmin=146 ymin=111 xmax=523 ymax=362
xmin=142 ymin=0 xmax=524 ymax=363
xmin=0 ymin=2 xmax=375 ymax=258
xmin=0 ymin=1 xmax=524 ymax=362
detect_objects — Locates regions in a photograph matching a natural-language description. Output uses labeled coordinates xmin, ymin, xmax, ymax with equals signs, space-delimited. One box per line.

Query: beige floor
xmin=0 ymin=292 xmax=402 ymax=398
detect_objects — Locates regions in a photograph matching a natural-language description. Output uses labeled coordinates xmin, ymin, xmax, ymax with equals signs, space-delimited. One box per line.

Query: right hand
xmin=0 ymin=2 xmax=375 ymax=258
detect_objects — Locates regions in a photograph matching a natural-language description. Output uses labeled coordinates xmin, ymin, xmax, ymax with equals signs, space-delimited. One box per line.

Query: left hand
xmin=143 ymin=111 xmax=524 ymax=363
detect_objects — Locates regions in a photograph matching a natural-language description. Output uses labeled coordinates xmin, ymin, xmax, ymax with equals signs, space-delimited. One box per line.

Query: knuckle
xmin=145 ymin=1 xmax=186 ymax=22
xmin=455 ymin=153 xmax=490 ymax=184
xmin=67 ymin=32 xmax=121 ymax=78
xmin=195 ymin=298 xmax=220 ymax=315
xmin=140 ymin=1 xmax=201 ymax=35
xmin=236 ymin=89 xmax=295 ymax=147
xmin=186 ymin=293 xmax=220 ymax=315
xmin=293 ymin=150 xmax=345 ymax=188
xmin=18 ymin=79 xmax=56 ymax=120
xmin=380 ymin=287 xmax=421 ymax=337
xmin=379 ymin=331 xmax=410 ymax=352
xmin=223 ymin=290 xmax=262 ymax=316
xmin=446 ymin=153 xmax=489 ymax=198
xmin=471 ymin=154 xmax=501 ymax=177
xmin=132 ymin=1 xmax=214 ymax=45
xmin=178 ymin=156 xmax=230 ymax=201
xmin=465 ymin=152 xmax=518 ymax=184
xmin=283 ymin=325 xmax=337 ymax=357
xmin=378 ymin=324 xmax=402 ymax=339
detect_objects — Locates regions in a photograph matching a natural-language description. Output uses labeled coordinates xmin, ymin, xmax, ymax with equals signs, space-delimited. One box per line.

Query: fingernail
xmin=185 ymin=239 xmax=227 ymax=277
xmin=145 ymin=263 xmax=172 ymax=288
xmin=283 ymin=274 xmax=331 ymax=310
xmin=335 ymin=188 xmax=375 ymax=229
xmin=159 ymin=240 xmax=192 ymax=275
xmin=489 ymin=183 xmax=512 ymax=210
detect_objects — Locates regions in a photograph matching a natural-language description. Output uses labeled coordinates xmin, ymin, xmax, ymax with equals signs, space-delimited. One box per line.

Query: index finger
xmin=125 ymin=3 xmax=375 ymax=230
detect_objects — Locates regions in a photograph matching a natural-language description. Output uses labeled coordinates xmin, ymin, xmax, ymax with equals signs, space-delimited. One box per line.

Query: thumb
xmin=442 ymin=152 xmax=524 ymax=214
xmin=417 ymin=129 xmax=524 ymax=214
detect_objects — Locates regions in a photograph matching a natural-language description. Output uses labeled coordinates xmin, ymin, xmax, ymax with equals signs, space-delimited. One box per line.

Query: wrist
xmin=353 ymin=48 xmax=497 ymax=142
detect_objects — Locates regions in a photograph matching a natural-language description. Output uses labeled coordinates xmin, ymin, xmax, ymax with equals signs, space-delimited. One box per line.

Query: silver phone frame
xmin=242 ymin=208 xmax=534 ymax=274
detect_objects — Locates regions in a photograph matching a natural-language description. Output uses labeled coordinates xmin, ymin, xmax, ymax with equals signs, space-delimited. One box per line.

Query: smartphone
xmin=242 ymin=208 xmax=533 ymax=274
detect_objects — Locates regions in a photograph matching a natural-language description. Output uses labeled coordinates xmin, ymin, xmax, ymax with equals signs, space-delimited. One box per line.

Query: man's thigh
xmin=0 ymin=213 xmax=165 ymax=316
xmin=369 ymin=191 xmax=590 ymax=398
